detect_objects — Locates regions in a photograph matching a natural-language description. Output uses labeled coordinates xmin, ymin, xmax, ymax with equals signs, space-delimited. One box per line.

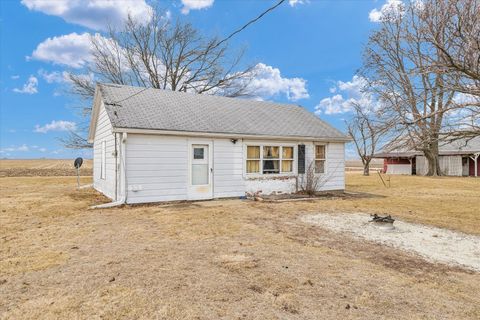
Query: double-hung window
xmin=246 ymin=145 xmax=294 ymax=175
xmin=315 ymin=145 xmax=326 ymax=174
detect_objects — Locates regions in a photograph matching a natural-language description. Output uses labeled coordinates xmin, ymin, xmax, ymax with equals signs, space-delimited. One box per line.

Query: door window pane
xmin=192 ymin=164 xmax=208 ymax=185
xmin=193 ymin=148 xmax=204 ymax=159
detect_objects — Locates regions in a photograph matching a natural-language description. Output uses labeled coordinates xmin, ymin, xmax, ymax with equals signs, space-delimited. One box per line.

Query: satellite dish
xmin=74 ymin=157 xmax=83 ymax=169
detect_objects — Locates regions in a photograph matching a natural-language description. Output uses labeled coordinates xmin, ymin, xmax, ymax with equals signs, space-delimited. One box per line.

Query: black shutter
xmin=298 ymin=144 xmax=305 ymax=174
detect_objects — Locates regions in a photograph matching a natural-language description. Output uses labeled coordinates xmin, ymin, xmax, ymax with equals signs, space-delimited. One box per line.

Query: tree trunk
xmin=363 ymin=160 xmax=370 ymax=176
xmin=424 ymin=143 xmax=442 ymax=176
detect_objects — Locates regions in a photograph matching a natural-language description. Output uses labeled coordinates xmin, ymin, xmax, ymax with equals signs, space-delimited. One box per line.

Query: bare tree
xmin=66 ymin=2 xmax=288 ymax=149
xmin=422 ymin=0 xmax=480 ymax=139
xmin=361 ymin=0 xmax=462 ymax=176
xmin=347 ymin=104 xmax=389 ymax=176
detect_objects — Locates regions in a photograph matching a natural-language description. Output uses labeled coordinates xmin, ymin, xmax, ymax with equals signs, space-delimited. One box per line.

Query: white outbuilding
xmin=88 ymin=83 xmax=350 ymax=204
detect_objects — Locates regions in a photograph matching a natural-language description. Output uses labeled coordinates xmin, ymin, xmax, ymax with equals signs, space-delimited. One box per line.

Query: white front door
xmin=188 ymin=142 xmax=213 ymax=200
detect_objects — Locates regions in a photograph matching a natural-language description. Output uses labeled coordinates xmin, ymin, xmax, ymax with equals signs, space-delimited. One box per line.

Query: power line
xmin=107 ymin=86 xmax=149 ymax=106
xmin=215 ymin=0 xmax=286 ymax=49
xmin=105 ymin=0 xmax=286 ymax=106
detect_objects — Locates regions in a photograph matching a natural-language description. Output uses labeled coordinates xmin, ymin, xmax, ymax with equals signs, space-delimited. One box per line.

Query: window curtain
xmin=263 ymin=146 xmax=279 ymax=158
xmin=246 ymin=160 xmax=260 ymax=173
xmin=247 ymin=146 xmax=260 ymax=158
xmin=282 ymin=160 xmax=293 ymax=172
xmin=283 ymin=147 xmax=293 ymax=159
xmin=315 ymin=145 xmax=325 ymax=159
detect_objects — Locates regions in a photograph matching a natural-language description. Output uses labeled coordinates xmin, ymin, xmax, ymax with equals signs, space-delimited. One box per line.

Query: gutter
xmin=111 ymin=127 xmax=353 ymax=143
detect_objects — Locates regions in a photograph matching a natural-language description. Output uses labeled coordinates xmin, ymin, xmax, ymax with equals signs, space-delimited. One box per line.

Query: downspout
xmin=91 ymin=132 xmax=128 ymax=209
xmin=475 ymin=153 xmax=479 ymax=177
xmin=114 ymin=132 xmax=117 ymax=201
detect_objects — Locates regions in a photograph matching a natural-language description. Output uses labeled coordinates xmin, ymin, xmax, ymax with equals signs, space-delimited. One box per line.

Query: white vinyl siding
xmin=125 ymin=135 xmax=246 ymax=203
xmin=125 ymin=135 xmax=188 ymax=204
xmin=93 ymin=102 xmax=116 ymax=199
xmin=305 ymin=142 xmax=345 ymax=191
xmin=213 ymin=139 xmax=245 ymax=198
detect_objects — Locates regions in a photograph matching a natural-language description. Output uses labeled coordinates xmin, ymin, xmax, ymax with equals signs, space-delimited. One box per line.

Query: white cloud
xmin=21 ymin=0 xmax=152 ymax=30
xmin=289 ymin=0 xmax=307 ymax=7
xmin=0 ymin=144 xmax=30 ymax=153
xmin=38 ymin=69 xmax=69 ymax=83
xmin=316 ymin=75 xmax=379 ymax=115
xmin=29 ymin=32 xmax=96 ymax=69
xmin=317 ymin=94 xmax=354 ymax=115
xmin=369 ymin=0 xmax=405 ymax=22
xmin=13 ymin=76 xmax=38 ymax=94
xmin=11 ymin=75 xmax=20 ymax=80
xmin=31 ymin=146 xmax=48 ymax=152
xmin=181 ymin=0 xmax=214 ymax=14
xmin=246 ymin=63 xmax=309 ymax=101
xmin=34 ymin=120 xmax=77 ymax=133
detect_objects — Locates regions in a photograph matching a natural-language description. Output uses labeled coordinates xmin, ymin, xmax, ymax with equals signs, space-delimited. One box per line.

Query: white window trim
xmin=244 ymin=143 xmax=297 ymax=178
xmin=101 ymin=140 xmax=106 ymax=180
xmin=314 ymin=143 xmax=327 ymax=175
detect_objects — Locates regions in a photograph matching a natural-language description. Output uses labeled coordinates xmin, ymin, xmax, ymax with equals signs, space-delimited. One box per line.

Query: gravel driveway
xmin=302 ymin=213 xmax=480 ymax=272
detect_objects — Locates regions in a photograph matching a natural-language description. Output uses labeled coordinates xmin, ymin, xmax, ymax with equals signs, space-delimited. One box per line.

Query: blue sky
xmin=0 ymin=0 xmax=391 ymax=159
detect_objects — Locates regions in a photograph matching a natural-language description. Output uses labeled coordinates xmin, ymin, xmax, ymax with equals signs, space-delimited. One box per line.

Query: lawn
xmin=0 ymin=165 xmax=479 ymax=319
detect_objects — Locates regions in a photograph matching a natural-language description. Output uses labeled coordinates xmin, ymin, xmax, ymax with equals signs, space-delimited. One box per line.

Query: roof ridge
xmin=97 ymin=82 xmax=303 ymax=110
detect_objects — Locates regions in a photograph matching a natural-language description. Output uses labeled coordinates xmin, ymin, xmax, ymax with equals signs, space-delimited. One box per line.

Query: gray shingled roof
xmin=97 ymin=83 xmax=349 ymax=140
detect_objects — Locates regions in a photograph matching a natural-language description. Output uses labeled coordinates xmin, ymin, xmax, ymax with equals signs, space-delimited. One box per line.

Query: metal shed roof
xmin=373 ymin=136 xmax=480 ymax=158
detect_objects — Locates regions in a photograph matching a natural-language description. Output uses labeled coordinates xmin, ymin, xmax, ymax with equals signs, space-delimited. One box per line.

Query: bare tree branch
xmin=66 ymin=2 xmax=287 ymax=149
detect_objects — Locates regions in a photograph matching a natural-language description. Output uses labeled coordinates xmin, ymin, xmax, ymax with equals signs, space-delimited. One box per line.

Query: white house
xmin=87 ymin=83 xmax=350 ymax=204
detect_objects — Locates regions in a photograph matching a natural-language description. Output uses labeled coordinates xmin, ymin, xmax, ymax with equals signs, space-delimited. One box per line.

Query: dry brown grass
xmin=343 ymin=173 xmax=480 ymax=235
xmin=0 ymin=159 xmax=93 ymax=177
xmin=0 ymin=164 xmax=479 ymax=319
